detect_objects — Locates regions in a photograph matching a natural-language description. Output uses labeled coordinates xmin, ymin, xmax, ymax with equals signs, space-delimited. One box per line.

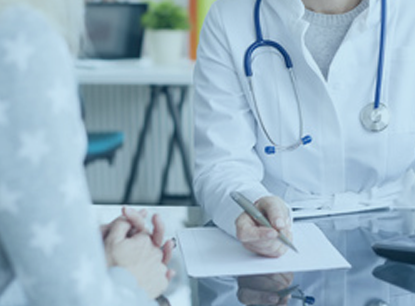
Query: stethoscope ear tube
xmin=247 ymin=0 xmax=388 ymax=154
xmin=244 ymin=0 xmax=314 ymax=153
xmin=360 ymin=0 xmax=390 ymax=132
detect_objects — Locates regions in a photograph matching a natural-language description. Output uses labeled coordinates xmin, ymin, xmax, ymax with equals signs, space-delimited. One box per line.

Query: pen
xmin=230 ymin=191 xmax=298 ymax=252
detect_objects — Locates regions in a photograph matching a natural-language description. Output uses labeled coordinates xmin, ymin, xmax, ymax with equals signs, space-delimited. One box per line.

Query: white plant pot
xmin=146 ymin=29 xmax=186 ymax=66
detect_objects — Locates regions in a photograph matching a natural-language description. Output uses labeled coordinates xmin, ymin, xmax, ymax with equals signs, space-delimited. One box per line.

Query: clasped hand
xmin=101 ymin=207 xmax=175 ymax=299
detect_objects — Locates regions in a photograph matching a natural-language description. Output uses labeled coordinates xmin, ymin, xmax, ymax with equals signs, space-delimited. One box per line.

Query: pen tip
xmin=278 ymin=234 xmax=298 ymax=253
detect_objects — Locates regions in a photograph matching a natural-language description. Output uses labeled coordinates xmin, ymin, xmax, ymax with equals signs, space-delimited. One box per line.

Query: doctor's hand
xmin=235 ymin=196 xmax=292 ymax=257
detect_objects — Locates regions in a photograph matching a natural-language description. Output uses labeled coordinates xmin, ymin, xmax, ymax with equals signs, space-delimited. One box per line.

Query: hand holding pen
xmin=232 ymin=192 xmax=295 ymax=257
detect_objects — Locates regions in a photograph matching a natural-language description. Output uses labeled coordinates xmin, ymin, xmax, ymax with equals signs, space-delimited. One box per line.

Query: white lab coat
xmin=193 ymin=0 xmax=415 ymax=237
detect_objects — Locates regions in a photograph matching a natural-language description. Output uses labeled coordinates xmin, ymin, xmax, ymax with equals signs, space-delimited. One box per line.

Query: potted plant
xmin=141 ymin=0 xmax=190 ymax=65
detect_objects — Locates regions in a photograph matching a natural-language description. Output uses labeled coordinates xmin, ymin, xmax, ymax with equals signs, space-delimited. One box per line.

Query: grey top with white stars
xmin=0 ymin=4 xmax=156 ymax=306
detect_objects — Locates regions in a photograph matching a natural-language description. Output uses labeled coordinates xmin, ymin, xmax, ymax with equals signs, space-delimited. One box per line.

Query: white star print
xmin=30 ymin=222 xmax=62 ymax=257
xmin=0 ymin=99 xmax=9 ymax=126
xmin=0 ymin=184 xmax=20 ymax=215
xmin=72 ymin=257 xmax=95 ymax=294
xmin=47 ymin=82 xmax=74 ymax=114
xmin=60 ymin=176 xmax=84 ymax=206
xmin=18 ymin=130 xmax=50 ymax=166
xmin=1 ymin=34 xmax=34 ymax=72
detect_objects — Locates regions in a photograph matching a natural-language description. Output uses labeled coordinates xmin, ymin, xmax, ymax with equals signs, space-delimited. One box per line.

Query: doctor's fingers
xmin=255 ymin=196 xmax=292 ymax=230
xmin=244 ymin=227 xmax=292 ymax=257
xmin=243 ymin=237 xmax=289 ymax=258
xmin=236 ymin=216 xmax=279 ymax=242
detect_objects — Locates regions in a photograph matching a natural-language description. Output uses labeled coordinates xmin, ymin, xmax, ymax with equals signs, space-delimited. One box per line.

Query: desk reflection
xmin=197 ymin=209 xmax=415 ymax=306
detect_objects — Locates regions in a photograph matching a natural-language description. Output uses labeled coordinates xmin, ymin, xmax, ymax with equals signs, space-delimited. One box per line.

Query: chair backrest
xmin=83 ymin=2 xmax=148 ymax=59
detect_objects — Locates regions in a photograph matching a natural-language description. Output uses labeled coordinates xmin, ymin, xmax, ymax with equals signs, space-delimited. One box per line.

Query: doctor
xmin=193 ymin=0 xmax=415 ymax=257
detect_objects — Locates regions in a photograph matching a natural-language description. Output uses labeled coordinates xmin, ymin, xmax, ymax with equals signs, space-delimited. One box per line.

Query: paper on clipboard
xmin=291 ymin=203 xmax=391 ymax=220
xmin=177 ymin=223 xmax=350 ymax=278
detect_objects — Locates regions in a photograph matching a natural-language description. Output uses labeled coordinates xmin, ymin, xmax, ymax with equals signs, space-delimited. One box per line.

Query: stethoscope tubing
xmin=244 ymin=0 xmax=293 ymax=76
xmin=244 ymin=0 xmax=311 ymax=152
xmin=374 ymin=0 xmax=386 ymax=109
xmin=244 ymin=0 xmax=388 ymax=152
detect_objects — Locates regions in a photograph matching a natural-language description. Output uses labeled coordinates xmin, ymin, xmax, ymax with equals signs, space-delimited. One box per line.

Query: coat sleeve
xmin=0 ymin=6 xmax=156 ymax=306
xmin=193 ymin=2 xmax=272 ymax=237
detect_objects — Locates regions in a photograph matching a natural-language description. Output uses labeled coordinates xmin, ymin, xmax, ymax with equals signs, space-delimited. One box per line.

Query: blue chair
xmin=84 ymin=131 xmax=124 ymax=165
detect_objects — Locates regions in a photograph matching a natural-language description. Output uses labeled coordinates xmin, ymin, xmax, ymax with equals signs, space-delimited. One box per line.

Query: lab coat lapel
xmin=261 ymin=0 xmax=345 ymax=193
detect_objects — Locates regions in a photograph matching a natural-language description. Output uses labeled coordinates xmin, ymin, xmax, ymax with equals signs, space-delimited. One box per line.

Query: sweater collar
xmin=264 ymin=0 xmax=383 ymax=30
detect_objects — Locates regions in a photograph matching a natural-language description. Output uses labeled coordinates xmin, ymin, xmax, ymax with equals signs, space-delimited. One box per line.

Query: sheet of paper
xmin=292 ymin=203 xmax=391 ymax=220
xmin=177 ymin=223 xmax=351 ymax=278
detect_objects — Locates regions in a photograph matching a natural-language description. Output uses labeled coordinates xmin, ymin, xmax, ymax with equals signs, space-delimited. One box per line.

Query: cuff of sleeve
xmin=213 ymin=185 xmax=271 ymax=238
xmin=244 ymin=187 xmax=293 ymax=225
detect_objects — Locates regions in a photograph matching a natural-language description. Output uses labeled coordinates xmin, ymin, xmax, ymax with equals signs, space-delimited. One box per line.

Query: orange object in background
xmin=189 ymin=0 xmax=197 ymax=60
xmin=189 ymin=0 xmax=216 ymax=60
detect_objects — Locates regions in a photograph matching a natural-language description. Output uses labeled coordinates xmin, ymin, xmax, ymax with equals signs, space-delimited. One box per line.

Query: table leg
xmin=159 ymin=86 xmax=196 ymax=205
xmin=122 ymin=86 xmax=159 ymax=204
xmin=158 ymin=86 xmax=196 ymax=205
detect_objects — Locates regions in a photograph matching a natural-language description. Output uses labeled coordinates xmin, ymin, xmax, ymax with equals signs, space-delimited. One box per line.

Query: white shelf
xmin=76 ymin=57 xmax=194 ymax=85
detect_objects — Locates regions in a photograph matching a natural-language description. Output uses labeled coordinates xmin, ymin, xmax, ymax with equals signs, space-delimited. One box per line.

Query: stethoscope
xmin=244 ymin=0 xmax=388 ymax=154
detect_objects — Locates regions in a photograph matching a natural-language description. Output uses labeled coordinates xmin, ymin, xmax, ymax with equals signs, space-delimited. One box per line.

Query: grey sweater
xmin=0 ymin=5 xmax=156 ymax=306
xmin=304 ymin=0 xmax=369 ymax=79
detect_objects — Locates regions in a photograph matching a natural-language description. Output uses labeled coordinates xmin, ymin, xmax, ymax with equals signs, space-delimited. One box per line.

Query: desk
xmin=77 ymin=59 xmax=196 ymax=204
xmin=196 ymin=209 xmax=415 ymax=306
xmin=95 ymin=206 xmax=415 ymax=306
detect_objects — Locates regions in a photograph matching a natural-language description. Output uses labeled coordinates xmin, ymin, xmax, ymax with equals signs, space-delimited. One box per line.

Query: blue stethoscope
xmin=244 ymin=0 xmax=388 ymax=154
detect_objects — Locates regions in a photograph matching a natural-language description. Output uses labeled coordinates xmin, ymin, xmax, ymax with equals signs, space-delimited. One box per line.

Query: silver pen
xmin=230 ymin=191 xmax=298 ymax=253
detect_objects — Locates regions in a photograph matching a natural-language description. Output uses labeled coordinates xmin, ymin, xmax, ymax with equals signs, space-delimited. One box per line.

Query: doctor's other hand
xmin=237 ymin=272 xmax=294 ymax=305
xmin=104 ymin=218 xmax=172 ymax=299
xmin=235 ymin=196 xmax=292 ymax=257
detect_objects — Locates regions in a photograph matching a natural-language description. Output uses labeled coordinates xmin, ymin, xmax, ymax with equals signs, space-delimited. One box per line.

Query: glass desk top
xmin=196 ymin=209 xmax=415 ymax=306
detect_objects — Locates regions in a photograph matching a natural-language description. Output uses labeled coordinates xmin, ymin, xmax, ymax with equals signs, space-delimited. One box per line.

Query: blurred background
xmin=80 ymin=0 xmax=214 ymax=206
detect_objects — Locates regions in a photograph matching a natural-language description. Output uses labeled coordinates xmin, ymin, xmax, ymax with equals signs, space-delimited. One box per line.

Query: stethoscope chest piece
xmin=360 ymin=102 xmax=390 ymax=132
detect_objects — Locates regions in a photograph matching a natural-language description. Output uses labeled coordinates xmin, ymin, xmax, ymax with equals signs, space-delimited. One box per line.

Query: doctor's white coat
xmin=193 ymin=0 xmax=415 ymax=236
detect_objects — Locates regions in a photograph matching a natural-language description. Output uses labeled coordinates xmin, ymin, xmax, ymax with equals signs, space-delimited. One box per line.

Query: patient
xmin=0 ymin=0 xmax=173 ymax=305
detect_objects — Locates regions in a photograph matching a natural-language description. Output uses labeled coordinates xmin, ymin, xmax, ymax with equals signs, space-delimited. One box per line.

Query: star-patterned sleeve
xmin=0 ymin=5 xmax=157 ymax=306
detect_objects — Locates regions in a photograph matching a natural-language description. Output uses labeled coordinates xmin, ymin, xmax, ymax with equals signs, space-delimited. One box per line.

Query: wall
xmin=82 ymin=84 xmax=194 ymax=204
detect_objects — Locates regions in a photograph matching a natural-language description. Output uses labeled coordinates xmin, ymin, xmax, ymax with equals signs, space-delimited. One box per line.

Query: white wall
xmin=82 ymin=84 xmax=194 ymax=204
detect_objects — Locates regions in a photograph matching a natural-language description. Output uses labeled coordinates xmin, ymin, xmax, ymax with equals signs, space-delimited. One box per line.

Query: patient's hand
xmin=104 ymin=217 xmax=171 ymax=298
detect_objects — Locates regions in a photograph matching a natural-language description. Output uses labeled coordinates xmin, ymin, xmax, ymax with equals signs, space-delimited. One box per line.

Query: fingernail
xmin=275 ymin=218 xmax=286 ymax=228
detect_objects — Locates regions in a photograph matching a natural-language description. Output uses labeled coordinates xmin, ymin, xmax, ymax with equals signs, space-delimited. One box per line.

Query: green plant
xmin=141 ymin=0 xmax=190 ymax=30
